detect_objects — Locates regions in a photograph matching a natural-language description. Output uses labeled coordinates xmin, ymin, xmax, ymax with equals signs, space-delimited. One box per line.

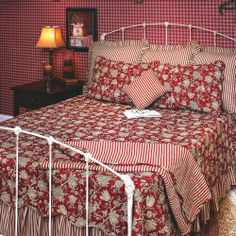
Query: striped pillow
xmin=193 ymin=51 xmax=236 ymax=114
xmin=202 ymin=46 xmax=236 ymax=55
xmin=87 ymin=40 xmax=149 ymax=85
xmin=142 ymin=42 xmax=201 ymax=65
xmin=123 ymin=69 xmax=169 ymax=110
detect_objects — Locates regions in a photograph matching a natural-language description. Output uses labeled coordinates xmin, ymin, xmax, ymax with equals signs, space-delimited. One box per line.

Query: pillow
xmin=150 ymin=64 xmax=176 ymax=108
xmin=87 ymin=40 xmax=149 ymax=85
xmin=158 ymin=61 xmax=225 ymax=115
xmin=87 ymin=56 xmax=157 ymax=104
xmin=123 ymin=69 xmax=169 ymax=110
xmin=142 ymin=42 xmax=201 ymax=65
xmin=202 ymin=46 xmax=236 ymax=55
xmin=193 ymin=51 xmax=236 ymax=114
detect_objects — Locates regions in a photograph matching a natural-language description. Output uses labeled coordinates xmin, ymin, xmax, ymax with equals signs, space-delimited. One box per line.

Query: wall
xmin=0 ymin=0 xmax=235 ymax=115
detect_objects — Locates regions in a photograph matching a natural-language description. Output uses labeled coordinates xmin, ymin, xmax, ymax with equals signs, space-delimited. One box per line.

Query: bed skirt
xmin=0 ymin=168 xmax=235 ymax=236
xmin=0 ymin=201 xmax=107 ymax=236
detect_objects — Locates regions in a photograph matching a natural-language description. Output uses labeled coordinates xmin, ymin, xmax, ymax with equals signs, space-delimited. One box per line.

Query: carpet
xmin=200 ymin=188 xmax=236 ymax=236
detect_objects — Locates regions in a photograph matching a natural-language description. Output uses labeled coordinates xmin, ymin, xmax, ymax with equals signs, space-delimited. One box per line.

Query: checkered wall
xmin=0 ymin=0 xmax=235 ymax=115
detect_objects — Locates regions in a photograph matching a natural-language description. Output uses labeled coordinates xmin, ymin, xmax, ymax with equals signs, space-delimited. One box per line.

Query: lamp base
xmin=46 ymin=77 xmax=54 ymax=93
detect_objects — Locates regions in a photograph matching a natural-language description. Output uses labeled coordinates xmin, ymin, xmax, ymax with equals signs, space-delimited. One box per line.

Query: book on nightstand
xmin=56 ymin=77 xmax=79 ymax=86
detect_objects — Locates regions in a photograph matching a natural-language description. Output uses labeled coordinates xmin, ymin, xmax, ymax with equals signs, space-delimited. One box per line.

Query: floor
xmin=217 ymin=189 xmax=236 ymax=236
xmin=203 ymin=188 xmax=236 ymax=236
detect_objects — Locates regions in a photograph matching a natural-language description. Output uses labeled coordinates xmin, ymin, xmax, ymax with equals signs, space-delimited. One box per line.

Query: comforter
xmin=0 ymin=96 xmax=235 ymax=235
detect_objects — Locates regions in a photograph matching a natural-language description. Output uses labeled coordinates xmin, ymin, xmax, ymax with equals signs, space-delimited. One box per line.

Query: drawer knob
xmin=29 ymin=98 xmax=36 ymax=103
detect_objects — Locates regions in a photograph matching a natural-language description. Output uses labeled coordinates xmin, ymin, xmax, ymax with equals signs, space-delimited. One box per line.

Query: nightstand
xmin=11 ymin=80 xmax=84 ymax=116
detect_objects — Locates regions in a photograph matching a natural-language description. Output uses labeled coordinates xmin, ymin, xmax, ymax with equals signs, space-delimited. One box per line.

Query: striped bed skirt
xmin=0 ymin=168 xmax=235 ymax=236
xmin=0 ymin=200 xmax=107 ymax=236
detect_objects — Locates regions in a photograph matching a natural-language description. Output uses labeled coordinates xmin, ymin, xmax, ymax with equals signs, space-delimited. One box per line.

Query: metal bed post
xmin=121 ymin=175 xmax=135 ymax=236
xmin=84 ymin=153 xmax=92 ymax=236
xmin=47 ymin=136 xmax=54 ymax=236
xmin=14 ymin=127 xmax=21 ymax=236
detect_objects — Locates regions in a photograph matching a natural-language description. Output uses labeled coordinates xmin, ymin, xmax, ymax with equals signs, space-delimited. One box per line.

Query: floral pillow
xmin=193 ymin=50 xmax=236 ymax=114
xmin=87 ymin=40 xmax=149 ymax=85
xmin=123 ymin=69 xmax=169 ymax=110
xmin=158 ymin=61 xmax=225 ymax=115
xmin=87 ymin=57 xmax=159 ymax=104
xmin=150 ymin=64 xmax=176 ymax=108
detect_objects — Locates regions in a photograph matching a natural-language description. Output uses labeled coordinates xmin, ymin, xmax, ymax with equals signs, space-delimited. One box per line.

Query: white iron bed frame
xmin=0 ymin=22 xmax=235 ymax=236
xmin=100 ymin=21 xmax=236 ymax=47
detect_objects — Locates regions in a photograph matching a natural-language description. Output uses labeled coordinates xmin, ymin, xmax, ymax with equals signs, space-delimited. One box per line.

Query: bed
xmin=0 ymin=22 xmax=235 ymax=236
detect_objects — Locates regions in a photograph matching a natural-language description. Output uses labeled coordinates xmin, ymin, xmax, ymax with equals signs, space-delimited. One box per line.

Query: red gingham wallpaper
xmin=0 ymin=0 xmax=235 ymax=115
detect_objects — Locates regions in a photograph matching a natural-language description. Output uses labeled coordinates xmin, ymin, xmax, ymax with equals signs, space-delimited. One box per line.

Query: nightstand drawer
xmin=16 ymin=92 xmax=46 ymax=109
xmin=12 ymin=80 xmax=84 ymax=116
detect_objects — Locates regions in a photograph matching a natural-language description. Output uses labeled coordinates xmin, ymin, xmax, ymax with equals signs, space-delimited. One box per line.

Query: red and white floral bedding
xmin=0 ymin=95 xmax=235 ymax=235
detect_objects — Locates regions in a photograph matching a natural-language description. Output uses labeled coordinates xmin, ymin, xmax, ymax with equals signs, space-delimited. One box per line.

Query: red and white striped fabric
xmin=123 ymin=69 xmax=169 ymax=109
xmin=0 ymin=200 xmax=107 ymax=236
xmin=87 ymin=40 xmax=149 ymax=85
xmin=49 ymin=140 xmax=211 ymax=235
xmin=193 ymin=51 xmax=236 ymax=114
xmin=142 ymin=43 xmax=201 ymax=65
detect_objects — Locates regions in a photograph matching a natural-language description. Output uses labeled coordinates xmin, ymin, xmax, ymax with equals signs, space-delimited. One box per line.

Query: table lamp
xmin=36 ymin=26 xmax=65 ymax=90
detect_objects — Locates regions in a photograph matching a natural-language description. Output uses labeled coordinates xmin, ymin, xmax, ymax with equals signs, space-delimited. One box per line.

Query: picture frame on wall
xmin=66 ymin=8 xmax=98 ymax=52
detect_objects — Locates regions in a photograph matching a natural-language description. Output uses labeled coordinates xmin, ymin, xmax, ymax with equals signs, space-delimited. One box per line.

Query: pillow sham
xmin=158 ymin=61 xmax=225 ymax=115
xmin=87 ymin=56 xmax=158 ymax=104
xmin=87 ymin=40 xmax=149 ymax=85
xmin=202 ymin=46 xmax=236 ymax=55
xmin=142 ymin=42 xmax=201 ymax=65
xmin=193 ymin=51 xmax=236 ymax=114
xmin=123 ymin=69 xmax=169 ymax=110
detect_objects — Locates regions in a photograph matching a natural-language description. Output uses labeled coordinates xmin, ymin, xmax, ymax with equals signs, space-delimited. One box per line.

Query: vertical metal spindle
xmin=189 ymin=25 xmax=192 ymax=42
xmin=143 ymin=23 xmax=146 ymax=40
xmin=47 ymin=136 xmax=54 ymax=236
xmin=121 ymin=27 xmax=125 ymax=41
xmin=214 ymin=31 xmax=217 ymax=48
xmin=14 ymin=127 xmax=21 ymax=236
xmin=164 ymin=22 xmax=169 ymax=46
xmin=85 ymin=153 xmax=91 ymax=236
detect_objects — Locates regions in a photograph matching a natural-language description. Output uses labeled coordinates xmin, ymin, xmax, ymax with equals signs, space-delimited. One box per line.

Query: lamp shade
xmin=36 ymin=26 xmax=65 ymax=49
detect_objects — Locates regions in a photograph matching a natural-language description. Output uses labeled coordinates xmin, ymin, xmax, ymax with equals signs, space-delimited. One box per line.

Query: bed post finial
xmin=121 ymin=174 xmax=135 ymax=198
xmin=164 ymin=21 xmax=169 ymax=27
xmin=47 ymin=136 xmax=55 ymax=146
xmin=121 ymin=174 xmax=135 ymax=236
xmin=14 ymin=126 xmax=22 ymax=136
xmin=100 ymin=33 xmax=106 ymax=41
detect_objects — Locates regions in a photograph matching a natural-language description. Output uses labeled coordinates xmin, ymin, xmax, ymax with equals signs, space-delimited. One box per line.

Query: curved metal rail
xmin=100 ymin=22 xmax=236 ymax=47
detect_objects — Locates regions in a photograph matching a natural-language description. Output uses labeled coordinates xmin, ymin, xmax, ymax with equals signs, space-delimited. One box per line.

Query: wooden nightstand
xmin=11 ymin=80 xmax=84 ymax=116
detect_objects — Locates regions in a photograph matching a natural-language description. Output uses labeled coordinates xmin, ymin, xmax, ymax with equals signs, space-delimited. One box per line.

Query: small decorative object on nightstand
xmin=11 ymin=80 xmax=84 ymax=116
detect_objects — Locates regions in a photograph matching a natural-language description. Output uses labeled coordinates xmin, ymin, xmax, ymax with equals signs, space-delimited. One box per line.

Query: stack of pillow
xmin=86 ymin=39 xmax=235 ymax=116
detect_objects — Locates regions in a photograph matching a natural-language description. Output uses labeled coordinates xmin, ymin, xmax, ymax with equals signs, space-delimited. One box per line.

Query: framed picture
xmin=66 ymin=8 xmax=98 ymax=52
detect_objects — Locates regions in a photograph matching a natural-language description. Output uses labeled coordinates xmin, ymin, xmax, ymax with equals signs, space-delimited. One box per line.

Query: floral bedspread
xmin=0 ymin=96 xmax=235 ymax=235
